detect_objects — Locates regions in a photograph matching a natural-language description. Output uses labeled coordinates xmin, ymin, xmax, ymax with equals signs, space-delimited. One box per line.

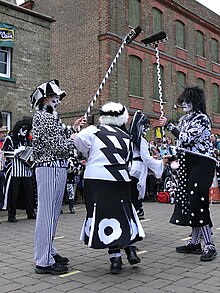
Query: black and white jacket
xmin=166 ymin=111 xmax=216 ymax=161
xmin=32 ymin=105 xmax=75 ymax=167
xmin=74 ymin=124 xmax=132 ymax=182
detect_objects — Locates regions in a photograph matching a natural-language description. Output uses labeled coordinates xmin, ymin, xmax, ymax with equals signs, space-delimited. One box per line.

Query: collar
xmin=37 ymin=104 xmax=58 ymax=116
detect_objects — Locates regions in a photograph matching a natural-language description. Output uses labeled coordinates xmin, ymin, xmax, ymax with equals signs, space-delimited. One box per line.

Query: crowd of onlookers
xmin=145 ymin=133 xmax=220 ymax=204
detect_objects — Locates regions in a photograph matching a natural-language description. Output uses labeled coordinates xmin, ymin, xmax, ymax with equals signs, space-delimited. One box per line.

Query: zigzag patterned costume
xmin=74 ymin=102 xmax=144 ymax=274
xmin=75 ymin=124 xmax=144 ymax=248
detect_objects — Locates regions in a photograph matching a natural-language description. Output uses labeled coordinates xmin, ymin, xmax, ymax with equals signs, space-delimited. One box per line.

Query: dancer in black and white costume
xmin=1 ymin=119 xmax=36 ymax=222
xmin=129 ymin=111 xmax=165 ymax=219
xmin=73 ymin=102 xmax=145 ymax=274
xmin=160 ymin=86 xmax=217 ymax=261
xmin=66 ymin=152 xmax=82 ymax=213
xmin=31 ymin=79 xmax=85 ymax=275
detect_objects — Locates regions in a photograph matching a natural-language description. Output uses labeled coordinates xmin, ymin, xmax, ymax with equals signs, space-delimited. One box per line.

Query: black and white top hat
xmin=99 ymin=102 xmax=129 ymax=126
xmin=30 ymin=79 xmax=66 ymax=108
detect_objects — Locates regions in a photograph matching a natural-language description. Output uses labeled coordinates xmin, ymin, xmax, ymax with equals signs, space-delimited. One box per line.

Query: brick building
xmin=21 ymin=0 xmax=220 ymax=136
xmin=0 ymin=0 xmax=54 ymax=128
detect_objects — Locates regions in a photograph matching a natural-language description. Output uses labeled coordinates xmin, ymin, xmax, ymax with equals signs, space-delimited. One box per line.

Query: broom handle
xmin=84 ymin=26 xmax=142 ymax=120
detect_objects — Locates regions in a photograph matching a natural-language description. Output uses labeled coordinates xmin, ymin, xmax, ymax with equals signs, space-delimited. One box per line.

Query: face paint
xmin=46 ymin=95 xmax=61 ymax=110
xmin=19 ymin=125 xmax=28 ymax=137
xmin=182 ymin=101 xmax=193 ymax=112
xmin=142 ymin=124 xmax=149 ymax=136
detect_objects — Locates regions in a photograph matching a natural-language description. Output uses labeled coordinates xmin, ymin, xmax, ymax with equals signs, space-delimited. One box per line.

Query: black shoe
xmin=200 ymin=244 xmax=217 ymax=261
xmin=69 ymin=199 xmax=75 ymax=214
xmin=124 ymin=246 xmax=141 ymax=265
xmin=8 ymin=217 xmax=17 ymax=223
xmin=110 ymin=257 xmax=122 ymax=274
xmin=136 ymin=209 xmax=145 ymax=220
xmin=35 ymin=263 xmax=68 ymax=275
xmin=176 ymin=243 xmax=202 ymax=254
xmin=27 ymin=214 xmax=36 ymax=219
xmin=53 ymin=254 xmax=69 ymax=265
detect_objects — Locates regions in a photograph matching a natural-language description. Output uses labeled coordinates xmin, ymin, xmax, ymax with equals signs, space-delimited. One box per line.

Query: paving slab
xmin=1 ymin=202 xmax=220 ymax=292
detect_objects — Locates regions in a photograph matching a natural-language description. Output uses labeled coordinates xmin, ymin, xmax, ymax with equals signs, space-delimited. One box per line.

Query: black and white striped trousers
xmin=34 ymin=166 xmax=67 ymax=267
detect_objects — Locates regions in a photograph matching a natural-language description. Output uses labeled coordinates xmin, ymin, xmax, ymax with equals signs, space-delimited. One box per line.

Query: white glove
xmin=14 ymin=146 xmax=26 ymax=155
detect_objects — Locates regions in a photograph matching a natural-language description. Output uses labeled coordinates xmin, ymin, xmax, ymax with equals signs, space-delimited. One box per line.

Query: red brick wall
xmin=30 ymin=0 xmax=220 ymax=130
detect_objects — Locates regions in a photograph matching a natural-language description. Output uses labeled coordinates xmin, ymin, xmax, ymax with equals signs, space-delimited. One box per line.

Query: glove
xmin=14 ymin=146 xmax=26 ymax=155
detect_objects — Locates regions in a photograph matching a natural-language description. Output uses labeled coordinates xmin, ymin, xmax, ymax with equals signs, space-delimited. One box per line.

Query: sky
xmin=16 ymin=0 xmax=220 ymax=15
xmin=196 ymin=0 xmax=220 ymax=15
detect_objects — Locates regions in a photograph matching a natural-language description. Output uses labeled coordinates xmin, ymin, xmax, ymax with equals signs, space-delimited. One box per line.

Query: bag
xmin=18 ymin=146 xmax=33 ymax=167
xmin=157 ymin=191 xmax=170 ymax=203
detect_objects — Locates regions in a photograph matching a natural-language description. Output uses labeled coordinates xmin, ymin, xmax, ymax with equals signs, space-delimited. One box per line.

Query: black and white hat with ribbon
xmin=99 ymin=102 xmax=129 ymax=126
xmin=30 ymin=79 xmax=66 ymax=108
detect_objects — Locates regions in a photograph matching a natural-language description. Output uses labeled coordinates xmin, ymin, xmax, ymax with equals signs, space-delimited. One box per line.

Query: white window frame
xmin=2 ymin=111 xmax=11 ymax=130
xmin=0 ymin=47 xmax=11 ymax=78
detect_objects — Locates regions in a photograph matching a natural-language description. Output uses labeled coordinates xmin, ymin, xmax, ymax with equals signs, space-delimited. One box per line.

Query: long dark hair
xmin=12 ymin=118 xmax=32 ymax=148
xmin=177 ymin=86 xmax=206 ymax=114
xmin=129 ymin=111 xmax=150 ymax=150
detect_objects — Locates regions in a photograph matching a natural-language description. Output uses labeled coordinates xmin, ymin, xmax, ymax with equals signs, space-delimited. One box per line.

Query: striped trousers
xmin=34 ymin=167 xmax=67 ymax=267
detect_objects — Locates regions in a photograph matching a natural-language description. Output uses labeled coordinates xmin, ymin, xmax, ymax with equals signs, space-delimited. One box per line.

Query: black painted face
xmin=19 ymin=125 xmax=28 ymax=137
xmin=142 ymin=124 xmax=149 ymax=136
xmin=182 ymin=101 xmax=193 ymax=113
xmin=47 ymin=95 xmax=61 ymax=110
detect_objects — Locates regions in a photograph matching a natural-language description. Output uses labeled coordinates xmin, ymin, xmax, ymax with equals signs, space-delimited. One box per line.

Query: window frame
xmin=196 ymin=30 xmax=205 ymax=58
xmin=197 ymin=78 xmax=205 ymax=90
xmin=211 ymin=38 xmax=219 ymax=64
xmin=128 ymin=0 xmax=141 ymax=28
xmin=212 ymin=83 xmax=220 ymax=114
xmin=2 ymin=111 xmax=11 ymax=130
xmin=0 ymin=46 xmax=11 ymax=78
xmin=176 ymin=20 xmax=185 ymax=49
xmin=176 ymin=71 xmax=186 ymax=96
xmin=152 ymin=8 xmax=163 ymax=34
xmin=129 ymin=55 xmax=143 ymax=97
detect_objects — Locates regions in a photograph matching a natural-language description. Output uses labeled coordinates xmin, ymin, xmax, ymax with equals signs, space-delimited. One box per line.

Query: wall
xmin=0 ymin=0 xmax=53 ymax=127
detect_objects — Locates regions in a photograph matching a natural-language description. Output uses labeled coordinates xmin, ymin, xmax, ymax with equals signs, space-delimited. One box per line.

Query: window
xmin=212 ymin=83 xmax=220 ymax=113
xmin=196 ymin=30 xmax=205 ymax=57
xmin=152 ymin=8 xmax=162 ymax=34
xmin=211 ymin=38 xmax=219 ymax=63
xmin=2 ymin=111 xmax=11 ymax=130
xmin=129 ymin=0 xmax=140 ymax=28
xmin=129 ymin=56 xmax=142 ymax=97
xmin=0 ymin=47 xmax=11 ymax=78
xmin=176 ymin=20 xmax=185 ymax=49
xmin=153 ymin=63 xmax=164 ymax=100
xmin=197 ymin=78 xmax=205 ymax=89
xmin=176 ymin=71 xmax=186 ymax=96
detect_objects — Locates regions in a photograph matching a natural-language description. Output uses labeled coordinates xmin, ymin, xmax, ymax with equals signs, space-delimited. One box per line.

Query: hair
xmin=12 ymin=118 xmax=32 ymax=148
xmin=177 ymin=86 xmax=206 ymax=114
xmin=166 ymin=136 xmax=173 ymax=144
xmin=99 ymin=102 xmax=129 ymax=126
xmin=129 ymin=111 xmax=150 ymax=150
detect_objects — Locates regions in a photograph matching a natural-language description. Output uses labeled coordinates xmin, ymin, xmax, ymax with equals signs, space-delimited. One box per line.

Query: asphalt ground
xmin=0 ymin=201 xmax=220 ymax=293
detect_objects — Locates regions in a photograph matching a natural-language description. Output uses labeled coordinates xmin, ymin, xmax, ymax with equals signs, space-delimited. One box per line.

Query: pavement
xmin=1 ymin=201 xmax=220 ymax=293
